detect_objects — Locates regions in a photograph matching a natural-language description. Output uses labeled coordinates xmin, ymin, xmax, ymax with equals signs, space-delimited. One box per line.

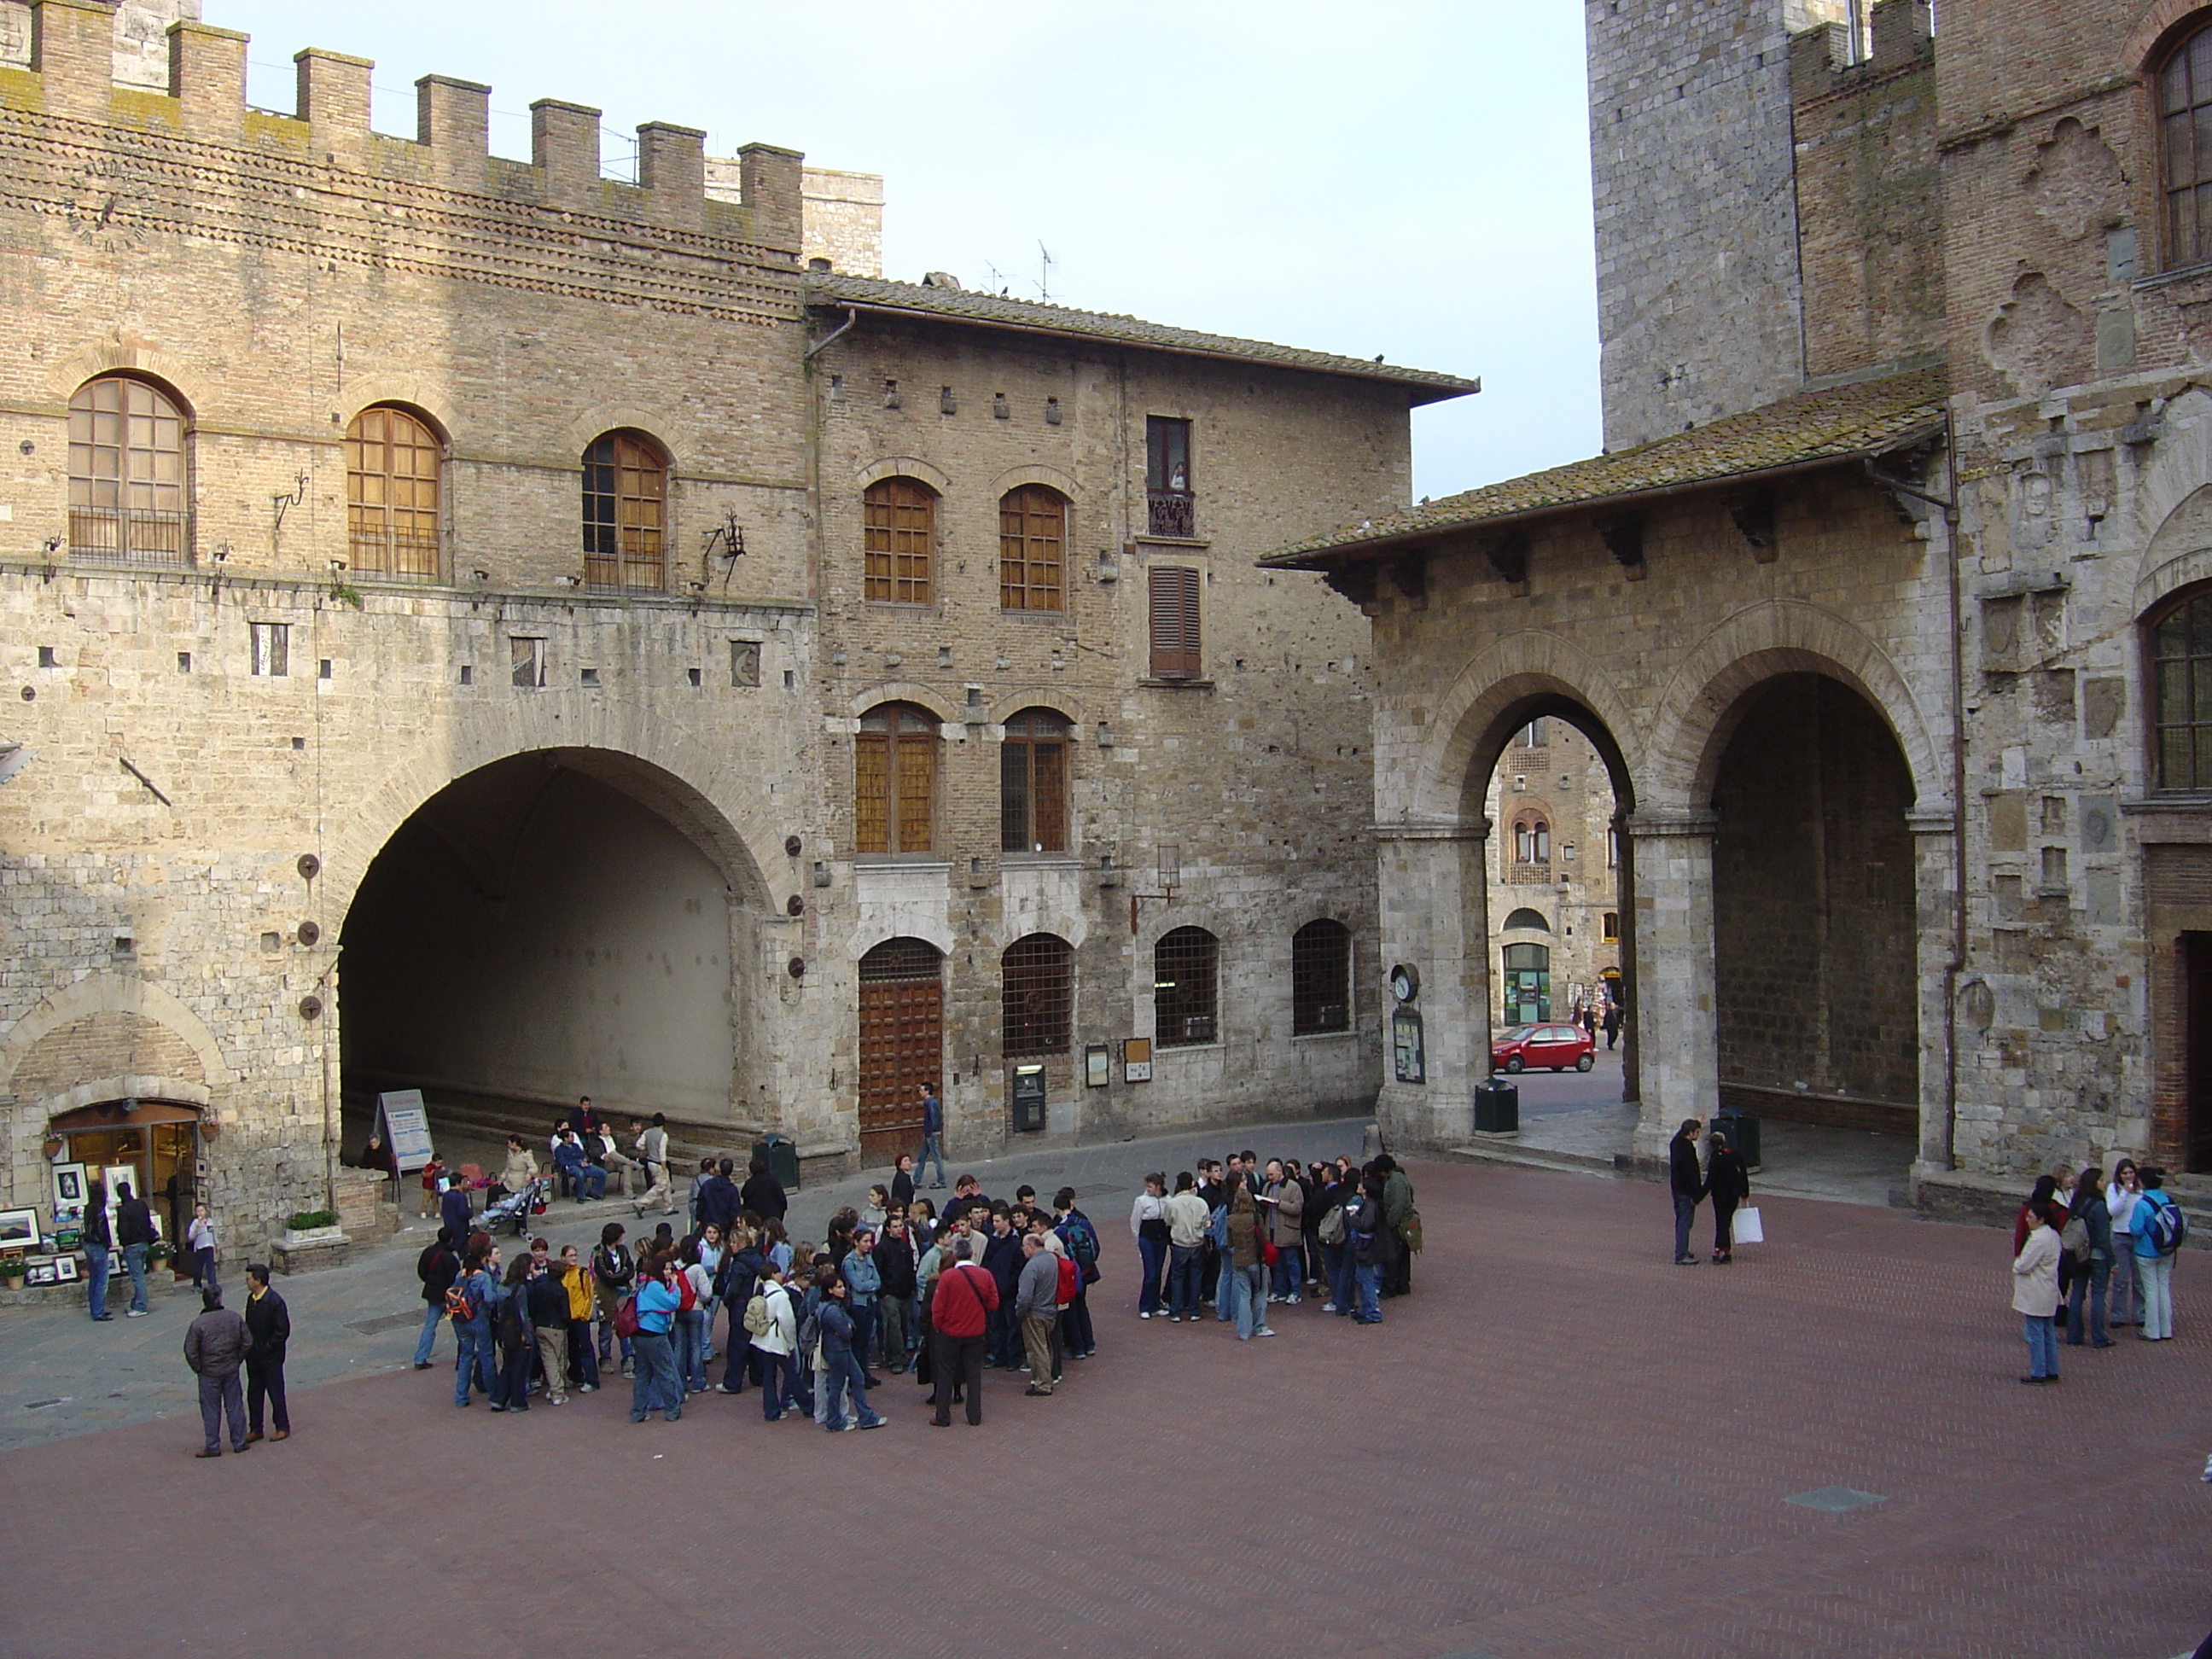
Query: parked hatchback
xmin=1491 ymin=1022 xmax=1595 ymax=1074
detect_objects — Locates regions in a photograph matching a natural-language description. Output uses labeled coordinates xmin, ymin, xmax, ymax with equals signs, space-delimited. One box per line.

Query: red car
xmin=1491 ymin=1022 xmax=1595 ymax=1074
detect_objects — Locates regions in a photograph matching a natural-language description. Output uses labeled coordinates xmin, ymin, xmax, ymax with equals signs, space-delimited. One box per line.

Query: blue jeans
xmin=124 ymin=1243 xmax=148 ymax=1312
xmin=848 ymin=1303 xmax=877 ymax=1371
xmin=1167 ymin=1243 xmax=1202 ymax=1318
xmin=2109 ymin=1250 xmax=2141 ymax=1324
xmin=191 ymin=1247 xmax=218 ymax=1292
xmin=1271 ymin=1244 xmax=1304 ymax=1300
xmin=630 ymin=1329 xmax=680 ymax=1419
xmin=1354 ymin=1260 xmax=1382 ymax=1322
xmin=761 ymin=1348 xmax=809 ymax=1419
xmin=2022 ymin=1313 xmax=2058 ymax=1377
xmin=674 ymin=1307 xmax=708 ymax=1391
xmin=1672 ymin=1194 xmax=1698 ymax=1261
xmin=1321 ymin=1243 xmax=1353 ymax=1312
xmin=413 ymin=1301 xmax=445 ymax=1366
xmin=1216 ymin=1249 xmax=1235 ymax=1319
xmin=918 ymin=1134 xmax=946 ymax=1185
xmin=1231 ymin=1262 xmax=1267 ymax=1339
xmin=2066 ymin=1255 xmax=2110 ymax=1345
xmin=570 ymin=1165 xmax=606 ymax=1200
xmin=822 ymin=1350 xmax=882 ymax=1430
xmin=85 ymin=1244 xmax=110 ymax=1318
xmin=2139 ymin=1253 xmax=2175 ymax=1339
xmin=454 ymin=1322 xmax=492 ymax=1404
xmin=493 ymin=1341 xmax=533 ymax=1408
xmin=1136 ymin=1237 xmax=1167 ymax=1314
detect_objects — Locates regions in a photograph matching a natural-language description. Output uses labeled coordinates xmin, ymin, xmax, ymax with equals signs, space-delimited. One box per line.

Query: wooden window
xmin=2151 ymin=588 xmax=2212 ymax=789
xmin=1148 ymin=566 xmax=1202 ymax=679
xmin=2164 ymin=26 xmax=2212 ymax=268
xmin=1000 ymin=708 xmax=1070 ymax=853
xmin=582 ymin=433 xmax=667 ymax=591
xmin=248 ymin=621 xmax=288 ymax=678
xmin=858 ymin=937 xmax=943 ymax=1167
xmin=1002 ymin=933 xmax=1074 ymax=1057
xmin=1602 ymin=911 xmax=1620 ymax=943
xmin=346 ymin=406 xmax=440 ymax=579
xmin=1153 ymin=925 xmax=1219 ymax=1048
xmin=1507 ymin=808 xmax=1552 ymax=882
xmin=1291 ymin=918 xmax=1350 ymax=1035
xmin=67 ymin=375 xmax=187 ymax=565
xmin=864 ymin=477 xmax=935 ymax=604
xmin=1516 ymin=719 xmax=1548 ymax=747
xmin=998 ymin=485 xmax=1066 ymax=611
xmin=1145 ymin=416 xmax=1193 ymax=537
xmin=856 ymin=702 xmax=939 ymax=854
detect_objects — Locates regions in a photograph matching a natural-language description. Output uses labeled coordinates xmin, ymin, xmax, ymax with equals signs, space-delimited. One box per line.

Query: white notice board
xmin=377 ymin=1090 xmax=435 ymax=1173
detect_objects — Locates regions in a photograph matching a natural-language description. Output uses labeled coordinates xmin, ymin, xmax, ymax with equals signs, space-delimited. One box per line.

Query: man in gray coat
xmin=183 ymin=1285 xmax=253 ymax=1458
xmin=1014 ymin=1233 xmax=1061 ymax=1397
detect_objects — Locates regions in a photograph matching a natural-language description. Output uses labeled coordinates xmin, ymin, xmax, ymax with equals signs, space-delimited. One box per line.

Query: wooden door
xmin=2188 ymin=933 xmax=2212 ymax=1173
xmin=858 ymin=938 xmax=942 ymax=1168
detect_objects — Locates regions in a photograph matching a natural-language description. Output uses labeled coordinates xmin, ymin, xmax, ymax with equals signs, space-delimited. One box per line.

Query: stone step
xmin=1442 ymin=1141 xmax=1632 ymax=1181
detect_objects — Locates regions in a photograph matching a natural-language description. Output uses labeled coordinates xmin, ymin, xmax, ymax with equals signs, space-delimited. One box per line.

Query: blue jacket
xmin=818 ymin=1297 xmax=855 ymax=1359
xmin=440 ymin=1186 xmax=474 ymax=1244
xmin=636 ymin=1278 xmax=680 ymax=1335
xmin=922 ymin=1091 xmax=941 ymax=1134
xmin=552 ymin=1139 xmax=586 ymax=1178
xmin=841 ymin=1249 xmax=882 ymax=1306
xmin=2132 ymin=1191 xmax=2176 ymax=1259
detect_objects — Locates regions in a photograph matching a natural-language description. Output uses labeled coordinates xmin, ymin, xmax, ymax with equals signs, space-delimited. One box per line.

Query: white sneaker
xmin=125 ymin=1309 xmax=148 ymax=1318
xmin=1254 ymin=1326 xmax=1277 ymax=1337
xmin=1138 ymin=1311 xmax=1151 ymax=1319
xmin=1320 ymin=1303 xmax=1339 ymax=1313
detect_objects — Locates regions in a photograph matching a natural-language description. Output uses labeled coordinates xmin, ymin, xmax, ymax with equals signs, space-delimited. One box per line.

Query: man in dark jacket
xmin=115 ymin=1181 xmax=155 ymax=1316
xmin=83 ymin=1179 xmax=114 ymax=1322
xmin=917 ymin=1083 xmax=946 ymax=1188
xmin=738 ymin=1157 xmax=788 ymax=1222
xmin=184 ymin=1286 xmax=252 ymax=1457
xmin=1707 ymin=1130 xmax=1751 ymax=1265
xmin=414 ymin=1227 xmax=459 ymax=1368
xmin=439 ymin=1179 xmax=474 ymax=1249
xmin=1669 ymin=1119 xmax=1708 ymax=1266
xmin=874 ymin=1214 xmax=918 ymax=1373
xmin=242 ymin=1264 xmax=292 ymax=1442
xmin=698 ymin=1158 xmax=742 ymax=1234
xmin=980 ymin=1209 xmax=1024 ymax=1368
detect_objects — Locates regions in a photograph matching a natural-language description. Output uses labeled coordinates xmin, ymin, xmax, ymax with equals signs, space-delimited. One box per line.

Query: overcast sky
xmin=210 ymin=1 xmax=1599 ymax=503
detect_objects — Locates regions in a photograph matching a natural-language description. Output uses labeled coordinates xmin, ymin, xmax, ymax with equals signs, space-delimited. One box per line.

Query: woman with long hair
xmin=1129 ymin=1173 xmax=1170 ymax=1319
xmin=675 ymin=1237 xmax=713 ymax=1394
xmin=2064 ymin=1164 xmax=2113 ymax=1349
xmin=1224 ymin=1183 xmax=1274 ymax=1341
xmin=2106 ymin=1160 xmax=2144 ymax=1327
xmin=491 ymin=1252 xmax=535 ymax=1412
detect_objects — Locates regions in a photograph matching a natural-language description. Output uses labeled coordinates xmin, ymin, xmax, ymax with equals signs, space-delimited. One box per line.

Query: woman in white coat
xmin=2012 ymin=1200 xmax=2063 ymax=1384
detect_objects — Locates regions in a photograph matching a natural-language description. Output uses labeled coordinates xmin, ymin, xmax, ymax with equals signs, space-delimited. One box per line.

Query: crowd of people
xmin=2008 ymin=1157 xmax=2189 ymax=1382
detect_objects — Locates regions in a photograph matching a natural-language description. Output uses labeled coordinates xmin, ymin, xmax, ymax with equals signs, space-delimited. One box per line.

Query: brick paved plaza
xmin=2 ymin=1156 xmax=2206 ymax=1659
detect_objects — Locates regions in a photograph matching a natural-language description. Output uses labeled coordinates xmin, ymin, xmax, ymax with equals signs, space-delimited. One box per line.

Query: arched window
xmin=999 ymin=484 xmax=1066 ymax=611
xmin=1154 ymin=925 xmax=1219 ymax=1047
xmin=1003 ymin=933 xmax=1074 ymax=1055
xmin=864 ymin=477 xmax=935 ymax=604
xmin=1501 ymin=908 xmax=1551 ymax=932
xmin=346 ymin=406 xmax=441 ymax=579
xmin=1001 ymin=707 xmax=1070 ymax=853
xmin=1515 ymin=719 xmax=1547 ymax=747
xmin=1511 ymin=813 xmax=1551 ymax=865
xmin=856 ymin=702 xmax=938 ymax=854
xmin=2151 ymin=587 xmax=2212 ymax=788
xmin=67 ymin=375 xmax=187 ymax=565
xmin=582 ymin=433 xmax=667 ymax=591
xmin=1290 ymin=918 xmax=1350 ymax=1034
xmin=2163 ymin=26 xmax=2212 ymax=267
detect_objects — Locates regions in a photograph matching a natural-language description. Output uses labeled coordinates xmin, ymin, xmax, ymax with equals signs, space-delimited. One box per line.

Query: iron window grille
xmin=1002 ymin=933 xmax=1074 ymax=1057
xmin=1290 ymin=918 xmax=1351 ymax=1035
xmin=1153 ymin=925 xmax=1220 ymax=1048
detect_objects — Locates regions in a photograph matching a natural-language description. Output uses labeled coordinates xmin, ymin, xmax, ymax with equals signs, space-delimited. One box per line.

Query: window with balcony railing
xmin=68 ymin=375 xmax=189 ymax=567
xmin=1146 ymin=415 xmax=1194 ymax=538
xmin=346 ymin=406 xmax=442 ymax=579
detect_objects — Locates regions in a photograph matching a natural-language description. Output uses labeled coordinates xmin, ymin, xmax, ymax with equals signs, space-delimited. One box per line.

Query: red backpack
xmin=1054 ymin=1251 xmax=1079 ymax=1307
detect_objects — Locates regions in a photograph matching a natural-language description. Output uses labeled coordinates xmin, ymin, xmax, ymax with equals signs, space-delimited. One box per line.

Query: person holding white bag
xmin=1708 ymin=1128 xmax=1753 ymax=1263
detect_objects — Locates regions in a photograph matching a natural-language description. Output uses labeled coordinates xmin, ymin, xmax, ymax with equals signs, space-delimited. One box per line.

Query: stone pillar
xmin=1374 ymin=822 xmax=1489 ymax=1151
xmin=1626 ymin=812 xmax=1721 ymax=1165
xmin=1908 ymin=808 xmax=1958 ymax=1173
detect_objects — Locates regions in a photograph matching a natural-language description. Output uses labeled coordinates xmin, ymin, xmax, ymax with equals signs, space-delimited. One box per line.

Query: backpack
xmin=794 ymin=1298 xmax=821 ymax=1360
xmin=2147 ymin=1196 xmax=2191 ymax=1257
xmin=1205 ymin=1205 xmax=1229 ymax=1249
xmin=742 ymin=1289 xmax=772 ymax=1338
xmin=443 ymin=1275 xmax=480 ymax=1324
xmin=1317 ymin=1203 xmax=1348 ymax=1248
xmin=2059 ymin=1214 xmax=2091 ymax=1266
xmin=494 ymin=1287 xmax=527 ymax=1349
xmin=612 ymin=1293 xmax=640 ymax=1340
xmin=1398 ymin=1208 xmax=1424 ymax=1256
xmin=1055 ymin=1251 xmax=1080 ymax=1307
xmin=1059 ymin=1215 xmax=1102 ymax=1284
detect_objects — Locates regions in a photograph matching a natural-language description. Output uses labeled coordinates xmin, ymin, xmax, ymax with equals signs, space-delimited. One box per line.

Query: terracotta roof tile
xmin=804 ymin=273 xmax=1478 ymax=404
xmin=1261 ymin=364 xmax=1949 ymax=565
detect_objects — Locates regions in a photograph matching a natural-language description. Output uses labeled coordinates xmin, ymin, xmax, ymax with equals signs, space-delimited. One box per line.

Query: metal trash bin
xmin=1474 ymin=1074 xmax=1520 ymax=1135
xmin=1714 ymin=1104 xmax=1760 ymax=1170
xmin=753 ymin=1132 xmax=800 ymax=1192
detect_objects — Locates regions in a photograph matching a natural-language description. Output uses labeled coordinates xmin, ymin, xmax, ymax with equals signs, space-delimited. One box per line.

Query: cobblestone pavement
xmin=3 ymin=1153 xmax=2208 ymax=1659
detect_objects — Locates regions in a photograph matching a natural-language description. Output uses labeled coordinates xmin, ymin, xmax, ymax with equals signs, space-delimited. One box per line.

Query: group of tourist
xmin=1125 ymin=1150 xmax=1417 ymax=1329
xmin=2009 ymin=1157 xmax=2189 ymax=1382
xmin=414 ymin=1170 xmax=1109 ymax=1430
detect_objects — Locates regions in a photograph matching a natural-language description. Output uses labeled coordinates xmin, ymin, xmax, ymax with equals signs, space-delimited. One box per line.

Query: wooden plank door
xmin=859 ymin=946 xmax=941 ymax=1169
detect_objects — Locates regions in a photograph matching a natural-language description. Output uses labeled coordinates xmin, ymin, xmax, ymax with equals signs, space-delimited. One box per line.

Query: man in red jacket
xmin=927 ymin=1237 xmax=998 ymax=1428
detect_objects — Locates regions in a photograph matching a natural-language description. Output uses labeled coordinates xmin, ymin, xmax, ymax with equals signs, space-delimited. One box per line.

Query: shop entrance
xmin=46 ymin=1100 xmax=201 ymax=1256
xmin=1502 ymin=943 xmax=1551 ymax=1025
xmin=858 ymin=937 xmax=942 ymax=1167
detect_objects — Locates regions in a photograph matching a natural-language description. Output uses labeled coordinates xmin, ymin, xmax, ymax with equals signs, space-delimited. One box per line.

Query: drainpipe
xmin=803 ymin=306 xmax=858 ymax=361
xmin=1866 ymin=414 xmax=1965 ymax=1170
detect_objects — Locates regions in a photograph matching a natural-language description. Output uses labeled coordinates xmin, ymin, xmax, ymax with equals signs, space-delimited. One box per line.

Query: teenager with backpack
xmin=2130 ymin=1167 xmax=2187 ymax=1341
xmin=413 ymin=1226 xmax=460 ymax=1370
xmin=2063 ymin=1164 xmax=2114 ymax=1349
xmin=591 ymin=1223 xmax=636 ymax=1376
xmin=748 ymin=1262 xmax=809 ymax=1420
xmin=451 ymin=1240 xmax=497 ymax=1406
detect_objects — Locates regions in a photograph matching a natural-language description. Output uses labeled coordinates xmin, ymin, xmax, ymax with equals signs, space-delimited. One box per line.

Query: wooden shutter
xmin=855 ymin=731 xmax=889 ymax=853
xmin=894 ymin=713 xmax=936 ymax=853
xmin=1149 ymin=566 xmax=1202 ymax=678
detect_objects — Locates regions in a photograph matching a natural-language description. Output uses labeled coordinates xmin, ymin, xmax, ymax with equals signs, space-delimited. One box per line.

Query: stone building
xmin=1266 ymin=0 xmax=2212 ymax=1207
xmin=0 ymin=0 xmax=1470 ymax=1250
xmin=1481 ymin=718 xmax=1620 ymax=1025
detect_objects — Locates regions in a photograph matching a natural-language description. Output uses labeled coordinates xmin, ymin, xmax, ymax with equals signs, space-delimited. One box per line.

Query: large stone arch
xmin=2132 ymin=389 xmax=2212 ymax=615
xmin=1646 ymin=599 xmax=1945 ymax=816
xmin=1406 ymin=629 xmax=1644 ymax=824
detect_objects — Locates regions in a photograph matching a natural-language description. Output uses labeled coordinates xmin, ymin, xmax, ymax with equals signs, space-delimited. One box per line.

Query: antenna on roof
xmin=1036 ymin=240 xmax=1054 ymax=302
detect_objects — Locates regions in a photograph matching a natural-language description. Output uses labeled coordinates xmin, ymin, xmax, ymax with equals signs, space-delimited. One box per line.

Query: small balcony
xmin=69 ymin=508 xmax=191 ymax=569
xmin=348 ymin=528 xmax=441 ymax=581
xmin=1146 ymin=489 xmax=1196 ymax=539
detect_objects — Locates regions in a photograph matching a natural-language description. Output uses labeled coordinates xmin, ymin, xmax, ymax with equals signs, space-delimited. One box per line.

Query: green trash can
xmin=753 ymin=1132 xmax=800 ymax=1192
xmin=1714 ymin=1105 xmax=1759 ymax=1170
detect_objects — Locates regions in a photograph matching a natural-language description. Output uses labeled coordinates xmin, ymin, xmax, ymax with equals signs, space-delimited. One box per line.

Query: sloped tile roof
xmin=1261 ymin=364 xmax=1949 ymax=566
xmin=804 ymin=273 xmax=1478 ymax=404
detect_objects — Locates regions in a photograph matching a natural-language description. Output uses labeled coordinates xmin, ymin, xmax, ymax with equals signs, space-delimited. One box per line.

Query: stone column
xmin=1626 ymin=812 xmax=1720 ymax=1165
xmin=1374 ymin=821 xmax=1489 ymax=1151
xmin=1908 ymin=808 xmax=1959 ymax=1175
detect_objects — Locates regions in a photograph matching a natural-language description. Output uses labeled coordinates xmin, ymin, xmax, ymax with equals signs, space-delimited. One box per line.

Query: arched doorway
xmin=1710 ymin=673 xmax=1918 ymax=1132
xmin=45 ymin=1098 xmax=202 ymax=1252
xmin=338 ymin=749 xmax=754 ymax=1132
xmin=858 ymin=938 xmax=943 ymax=1166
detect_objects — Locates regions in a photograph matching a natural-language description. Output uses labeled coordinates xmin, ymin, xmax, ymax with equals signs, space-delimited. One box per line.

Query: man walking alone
xmin=917 ymin=1082 xmax=946 ymax=1189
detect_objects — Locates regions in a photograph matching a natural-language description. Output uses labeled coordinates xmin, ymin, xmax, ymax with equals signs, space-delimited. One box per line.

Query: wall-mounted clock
xmin=67 ymin=159 xmax=151 ymax=254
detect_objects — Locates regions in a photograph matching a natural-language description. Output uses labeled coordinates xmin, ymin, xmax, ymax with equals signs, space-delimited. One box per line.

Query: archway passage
xmin=1712 ymin=673 xmax=1918 ymax=1132
xmin=858 ymin=939 xmax=942 ymax=1167
xmin=340 ymin=751 xmax=742 ymax=1122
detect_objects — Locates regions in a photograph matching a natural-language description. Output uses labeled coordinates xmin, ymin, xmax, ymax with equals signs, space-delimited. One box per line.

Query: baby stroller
xmin=479 ymin=1177 xmax=548 ymax=1238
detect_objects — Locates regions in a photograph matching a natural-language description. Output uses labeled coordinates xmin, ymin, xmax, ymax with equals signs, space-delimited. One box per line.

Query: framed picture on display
xmin=0 ymin=1208 xmax=41 ymax=1250
xmin=51 ymin=1161 xmax=87 ymax=1209
xmin=55 ymin=1254 xmax=79 ymax=1282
